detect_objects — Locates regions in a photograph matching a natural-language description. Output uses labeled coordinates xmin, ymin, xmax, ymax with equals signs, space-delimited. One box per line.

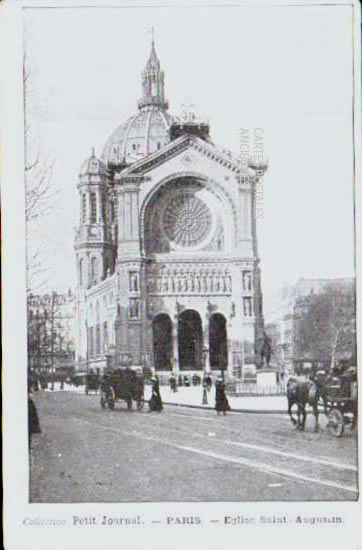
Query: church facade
xmin=74 ymin=41 xmax=266 ymax=379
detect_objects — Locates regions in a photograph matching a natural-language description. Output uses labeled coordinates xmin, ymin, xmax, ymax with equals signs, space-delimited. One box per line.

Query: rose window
xmin=162 ymin=194 xmax=212 ymax=248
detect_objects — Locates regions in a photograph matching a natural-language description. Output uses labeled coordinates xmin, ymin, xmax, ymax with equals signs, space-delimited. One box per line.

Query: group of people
xmin=167 ymin=373 xmax=230 ymax=415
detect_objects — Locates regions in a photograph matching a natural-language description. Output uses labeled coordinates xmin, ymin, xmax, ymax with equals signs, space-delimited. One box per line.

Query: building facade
xmin=28 ymin=289 xmax=76 ymax=372
xmin=74 ymin=42 xmax=266 ymax=378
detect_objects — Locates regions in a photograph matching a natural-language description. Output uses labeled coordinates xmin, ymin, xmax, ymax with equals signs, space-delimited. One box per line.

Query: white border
xmin=2 ymin=1 xmax=362 ymax=549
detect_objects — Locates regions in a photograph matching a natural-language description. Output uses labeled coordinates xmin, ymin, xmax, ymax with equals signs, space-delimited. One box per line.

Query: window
xmin=129 ymin=272 xmax=139 ymax=292
xmin=90 ymin=257 xmax=98 ymax=285
xmin=101 ymin=193 xmax=107 ymax=222
xmin=89 ymin=327 xmax=94 ymax=357
xmin=79 ymin=258 xmax=83 ymax=286
xmin=81 ymin=193 xmax=87 ymax=223
xmin=96 ymin=324 xmax=101 ymax=355
xmin=129 ymin=298 xmax=140 ymax=319
xmin=90 ymin=192 xmax=97 ymax=223
xmin=103 ymin=321 xmax=108 ymax=351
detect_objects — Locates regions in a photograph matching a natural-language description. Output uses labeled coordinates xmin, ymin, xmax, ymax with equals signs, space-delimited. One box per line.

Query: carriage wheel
xmin=328 ymin=409 xmax=344 ymax=437
xmin=137 ymin=397 xmax=145 ymax=411
xmin=127 ymin=397 xmax=133 ymax=410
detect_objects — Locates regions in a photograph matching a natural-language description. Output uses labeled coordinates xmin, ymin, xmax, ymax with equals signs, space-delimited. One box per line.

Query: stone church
xmin=74 ymin=40 xmax=266 ymax=379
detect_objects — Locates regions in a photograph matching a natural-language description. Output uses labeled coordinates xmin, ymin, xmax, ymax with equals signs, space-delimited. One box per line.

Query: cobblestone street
xmin=30 ymin=390 xmax=358 ymax=502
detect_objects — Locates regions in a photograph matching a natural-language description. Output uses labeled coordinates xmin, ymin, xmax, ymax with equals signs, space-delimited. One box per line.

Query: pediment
xmin=121 ymin=134 xmax=253 ymax=178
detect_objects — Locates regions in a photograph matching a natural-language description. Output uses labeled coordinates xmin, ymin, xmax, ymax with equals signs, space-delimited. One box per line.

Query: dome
xmin=102 ymin=39 xmax=177 ymax=166
xmin=102 ymin=108 xmax=175 ymax=166
xmin=79 ymin=149 xmax=106 ymax=176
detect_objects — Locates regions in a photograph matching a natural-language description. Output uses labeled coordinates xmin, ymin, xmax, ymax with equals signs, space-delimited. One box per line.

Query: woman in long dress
xmin=149 ymin=377 xmax=163 ymax=412
xmin=215 ymin=377 xmax=230 ymax=415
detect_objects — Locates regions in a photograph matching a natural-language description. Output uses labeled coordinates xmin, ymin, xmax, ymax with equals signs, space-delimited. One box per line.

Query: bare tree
xmin=294 ymin=289 xmax=356 ymax=369
xmin=23 ymin=50 xmax=57 ymax=292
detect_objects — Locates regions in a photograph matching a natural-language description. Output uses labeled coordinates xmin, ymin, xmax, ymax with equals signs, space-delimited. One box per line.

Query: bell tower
xmin=138 ymin=38 xmax=168 ymax=111
xmin=75 ymin=149 xmax=115 ymax=291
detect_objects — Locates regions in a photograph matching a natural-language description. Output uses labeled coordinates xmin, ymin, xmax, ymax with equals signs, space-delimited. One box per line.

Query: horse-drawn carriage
xmin=100 ymin=367 xmax=145 ymax=411
xmin=324 ymin=367 xmax=358 ymax=437
xmin=85 ymin=372 xmax=100 ymax=395
xmin=287 ymin=366 xmax=358 ymax=437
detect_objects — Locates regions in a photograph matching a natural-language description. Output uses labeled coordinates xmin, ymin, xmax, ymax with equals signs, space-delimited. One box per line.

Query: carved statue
xmin=182 ymin=276 xmax=188 ymax=292
xmin=260 ymin=331 xmax=273 ymax=367
xmin=227 ymin=274 xmax=232 ymax=292
xmin=190 ymin=274 xmax=195 ymax=292
xmin=196 ymin=276 xmax=201 ymax=292
xmin=243 ymin=297 xmax=252 ymax=317
xmin=243 ymin=271 xmax=252 ymax=291
xmin=214 ymin=275 xmax=220 ymax=292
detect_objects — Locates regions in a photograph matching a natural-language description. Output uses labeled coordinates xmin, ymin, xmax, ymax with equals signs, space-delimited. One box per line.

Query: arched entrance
xmin=152 ymin=314 xmax=172 ymax=370
xmin=178 ymin=310 xmax=203 ymax=370
xmin=209 ymin=313 xmax=228 ymax=371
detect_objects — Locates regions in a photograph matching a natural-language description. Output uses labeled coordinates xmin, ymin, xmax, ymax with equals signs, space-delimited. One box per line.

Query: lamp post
xmin=201 ymin=346 xmax=209 ymax=405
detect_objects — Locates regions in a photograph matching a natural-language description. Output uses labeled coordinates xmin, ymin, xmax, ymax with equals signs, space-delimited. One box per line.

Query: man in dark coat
xmin=215 ymin=377 xmax=230 ymax=415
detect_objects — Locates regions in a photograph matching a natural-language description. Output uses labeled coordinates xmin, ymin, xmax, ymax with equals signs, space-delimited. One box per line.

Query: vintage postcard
xmin=2 ymin=0 xmax=361 ymax=548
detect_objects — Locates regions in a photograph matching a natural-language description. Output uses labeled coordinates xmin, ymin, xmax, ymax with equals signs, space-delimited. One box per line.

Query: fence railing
xmin=227 ymin=382 xmax=286 ymax=396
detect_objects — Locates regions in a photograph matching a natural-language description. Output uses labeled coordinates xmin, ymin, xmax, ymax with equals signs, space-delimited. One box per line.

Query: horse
xmin=287 ymin=375 xmax=328 ymax=432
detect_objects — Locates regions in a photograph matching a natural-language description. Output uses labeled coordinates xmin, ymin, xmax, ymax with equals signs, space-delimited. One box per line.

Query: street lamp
xmin=202 ymin=346 xmax=209 ymax=375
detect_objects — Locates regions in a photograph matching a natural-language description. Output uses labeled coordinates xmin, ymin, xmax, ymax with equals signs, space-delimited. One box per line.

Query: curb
xmin=163 ymin=401 xmax=287 ymax=414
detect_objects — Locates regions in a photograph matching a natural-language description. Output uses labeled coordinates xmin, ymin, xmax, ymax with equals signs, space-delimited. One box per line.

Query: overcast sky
xmin=24 ymin=4 xmax=356 ymax=308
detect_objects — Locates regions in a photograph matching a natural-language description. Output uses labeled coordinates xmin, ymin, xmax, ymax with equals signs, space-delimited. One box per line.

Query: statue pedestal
xmin=256 ymin=368 xmax=279 ymax=390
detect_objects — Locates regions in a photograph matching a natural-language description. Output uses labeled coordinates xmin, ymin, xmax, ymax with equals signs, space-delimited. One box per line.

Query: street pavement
xmin=30 ymin=389 xmax=358 ymax=503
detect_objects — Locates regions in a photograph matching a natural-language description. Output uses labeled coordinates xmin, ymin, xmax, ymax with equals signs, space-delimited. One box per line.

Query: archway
xmin=152 ymin=314 xmax=172 ymax=371
xmin=209 ymin=313 xmax=228 ymax=371
xmin=178 ymin=310 xmax=203 ymax=370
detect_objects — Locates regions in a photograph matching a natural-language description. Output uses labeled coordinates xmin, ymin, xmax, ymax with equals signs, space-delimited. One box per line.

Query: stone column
xmin=203 ymin=314 xmax=211 ymax=373
xmin=172 ymin=314 xmax=179 ymax=377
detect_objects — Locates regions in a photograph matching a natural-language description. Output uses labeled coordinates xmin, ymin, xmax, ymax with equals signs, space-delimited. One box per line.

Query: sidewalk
xmin=159 ymin=385 xmax=287 ymax=414
xmin=43 ymin=382 xmax=288 ymax=413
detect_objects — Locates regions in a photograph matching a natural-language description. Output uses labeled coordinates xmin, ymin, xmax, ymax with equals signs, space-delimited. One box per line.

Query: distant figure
xmin=215 ymin=377 xmax=230 ymax=415
xmin=204 ymin=375 xmax=212 ymax=392
xmin=192 ymin=374 xmax=201 ymax=386
xmin=28 ymin=395 xmax=41 ymax=450
xmin=149 ymin=377 xmax=163 ymax=412
xmin=169 ymin=375 xmax=177 ymax=393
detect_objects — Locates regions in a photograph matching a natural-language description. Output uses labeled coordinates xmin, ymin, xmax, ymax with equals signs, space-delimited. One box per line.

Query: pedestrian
xmin=169 ymin=375 xmax=176 ymax=393
xmin=28 ymin=394 xmax=41 ymax=451
xmin=149 ymin=377 xmax=163 ymax=412
xmin=215 ymin=377 xmax=230 ymax=415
